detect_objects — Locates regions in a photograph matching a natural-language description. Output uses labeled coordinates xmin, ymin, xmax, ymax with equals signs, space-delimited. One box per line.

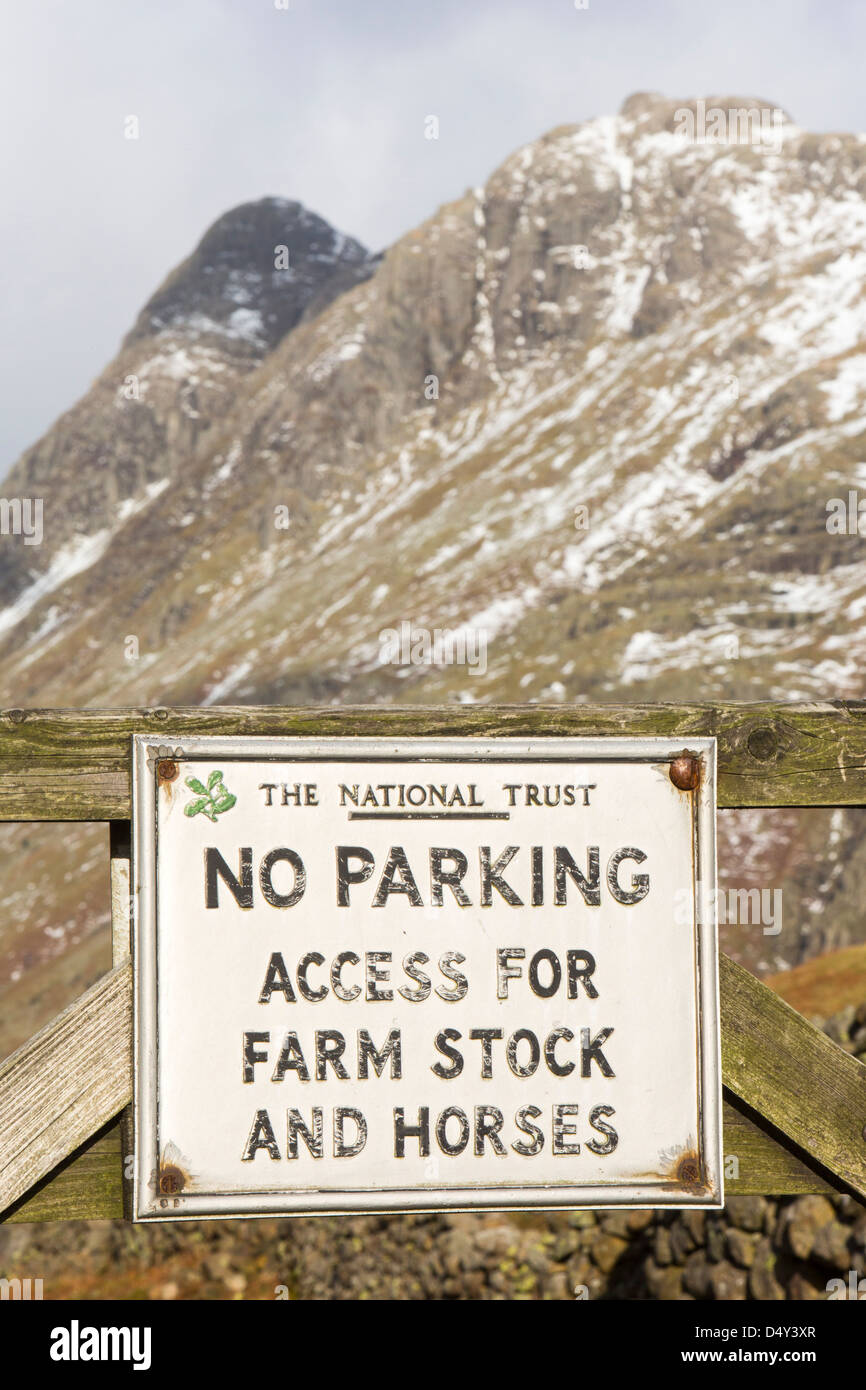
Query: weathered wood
xmin=110 ymin=821 xmax=131 ymax=962
xmin=110 ymin=821 xmax=135 ymax=1222
xmin=722 ymin=1094 xmax=845 ymax=1196
xmin=4 ymin=1123 xmax=124 ymax=1223
xmin=0 ymin=960 xmax=132 ymax=1218
xmin=1 ymin=701 xmax=866 ymax=818
xmin=721 ymin=953 xmax=866 ymax=1200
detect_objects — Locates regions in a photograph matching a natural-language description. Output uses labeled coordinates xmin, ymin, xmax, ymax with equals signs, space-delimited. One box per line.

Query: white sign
xmin=132 ymin=736 xmax=722 ymax=1218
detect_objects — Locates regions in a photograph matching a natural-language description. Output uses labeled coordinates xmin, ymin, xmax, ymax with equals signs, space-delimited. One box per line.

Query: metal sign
xmin=132 ymin=735 xmax=722 ymax=1219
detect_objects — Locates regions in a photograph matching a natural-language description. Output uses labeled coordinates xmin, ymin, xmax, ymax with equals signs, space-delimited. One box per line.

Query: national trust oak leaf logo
xmin=184 ymin=769 xmax=237 ymax=821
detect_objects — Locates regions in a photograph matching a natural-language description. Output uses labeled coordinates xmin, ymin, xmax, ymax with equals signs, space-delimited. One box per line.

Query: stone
xmin=823 ymin=1005 xmax=856 ymax=1046
xmin=542 ymin=1270 xmax=571 ymax=1301
xmin=475 ymin=1225 xmax=516 ymax=1257
xmin=788 ymin=1271 xmax=828 ymax=1301
xmin=725 ymin=1195 xmax=767 ymax=1232
xmin=683 ymin=1251 xmax=712 ymax=1299
xmin=810 ymin=1221 xmax=851 ymax=1272
xmin=653 ymin=1226 xmax=673 ymax=1266
xmin=443 ymin=1230 xmax=479 ymax=1273
xmin=726 ymin=1228 xmax=758 ymax=1269
xmin=552 ymin=1229 xmax=581 ymax=1260
xmin=670 ymin=1220 xmax=697 ymax=1262
xmin=682 ymin=1209 xmax=706 ymax=1244
xmin=599 ymin=1212 xmax=632 ymax=1239
xmin=749 ymin=1239 xmax=786 ymax=1301
xmin=647 ymin=1264 xmax=684 ymax=1300
xmin=705 ymin=1219 xmax=727 ymax=1262
xmin=591 ymin=1234 xmax=629 ymax=1275
xmin=566 ymin=1252 xmax=592 ymax=1293
xmin=627 ymin=1210 xmax=655 ymax=1233
xmin=525 ymin=1240 xmax=555 ymax=1275
xmin=709 ymin=1261 xmax=748 ymax=1300
xmin=782 ymin=1195 xmax=836 ymax=1260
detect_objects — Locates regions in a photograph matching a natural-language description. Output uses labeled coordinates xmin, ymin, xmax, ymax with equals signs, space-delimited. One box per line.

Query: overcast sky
xmin=2 ymin=0 xmax=865 ymax=468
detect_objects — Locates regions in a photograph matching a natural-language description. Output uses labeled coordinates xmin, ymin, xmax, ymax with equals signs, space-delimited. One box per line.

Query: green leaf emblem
xmin=183 ymin=771 xmax=237 ymax=821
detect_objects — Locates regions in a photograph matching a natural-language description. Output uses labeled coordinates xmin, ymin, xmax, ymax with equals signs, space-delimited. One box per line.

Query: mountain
xmin=2 ymin=91 xmax=866 ymax=1056
xmin=0 ymin=198 xmax=373 ymax=621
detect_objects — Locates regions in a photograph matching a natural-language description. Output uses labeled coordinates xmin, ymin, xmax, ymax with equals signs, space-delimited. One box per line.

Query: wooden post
xmin=110 ymin=820 xmax=134 ymax=1221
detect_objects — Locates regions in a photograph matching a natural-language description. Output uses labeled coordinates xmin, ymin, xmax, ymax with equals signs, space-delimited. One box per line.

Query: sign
xmin=132 ymin=735 xmax=722 ymax=1218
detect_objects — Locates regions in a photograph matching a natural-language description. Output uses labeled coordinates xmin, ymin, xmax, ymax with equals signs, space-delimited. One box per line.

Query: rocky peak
xmin=0 ymin=197 xmax=375 ymax=610
xmin=618 ymin=90 xmax=795 ymax=137
xmin=124 ymin=196 xmax=373 ymax=355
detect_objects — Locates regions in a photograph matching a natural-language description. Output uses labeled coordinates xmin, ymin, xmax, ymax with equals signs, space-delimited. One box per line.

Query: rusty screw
xmin=157 ymin=759 xmax=179 ymax=787
xmin=676 ymin=1153 xmax=701 ymax=1186
xmin=158 ymin=1166 xmax=185 ymax=1195
xmin=670 ymin=753 xmax=700 ymax=791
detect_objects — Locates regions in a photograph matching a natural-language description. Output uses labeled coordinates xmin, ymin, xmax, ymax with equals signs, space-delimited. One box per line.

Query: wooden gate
xmin=1 ymin=702 xmax=865 ymax=1223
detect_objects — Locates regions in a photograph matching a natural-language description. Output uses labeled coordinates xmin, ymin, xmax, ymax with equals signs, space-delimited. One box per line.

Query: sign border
xmin=132 ymin=734 xmax=722 ymax=1219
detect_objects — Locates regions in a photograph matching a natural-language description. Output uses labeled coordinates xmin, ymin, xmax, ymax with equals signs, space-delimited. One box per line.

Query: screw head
xmin=158 ymin=1165 xmax=185 ymax=1195
xmin=676 ymin=1153 xmax=702 ymax=1185
xmin=670 ymin=754 xmax=700 ymax=791
xmin=157 ymin=759 xmax=179 ymax=785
